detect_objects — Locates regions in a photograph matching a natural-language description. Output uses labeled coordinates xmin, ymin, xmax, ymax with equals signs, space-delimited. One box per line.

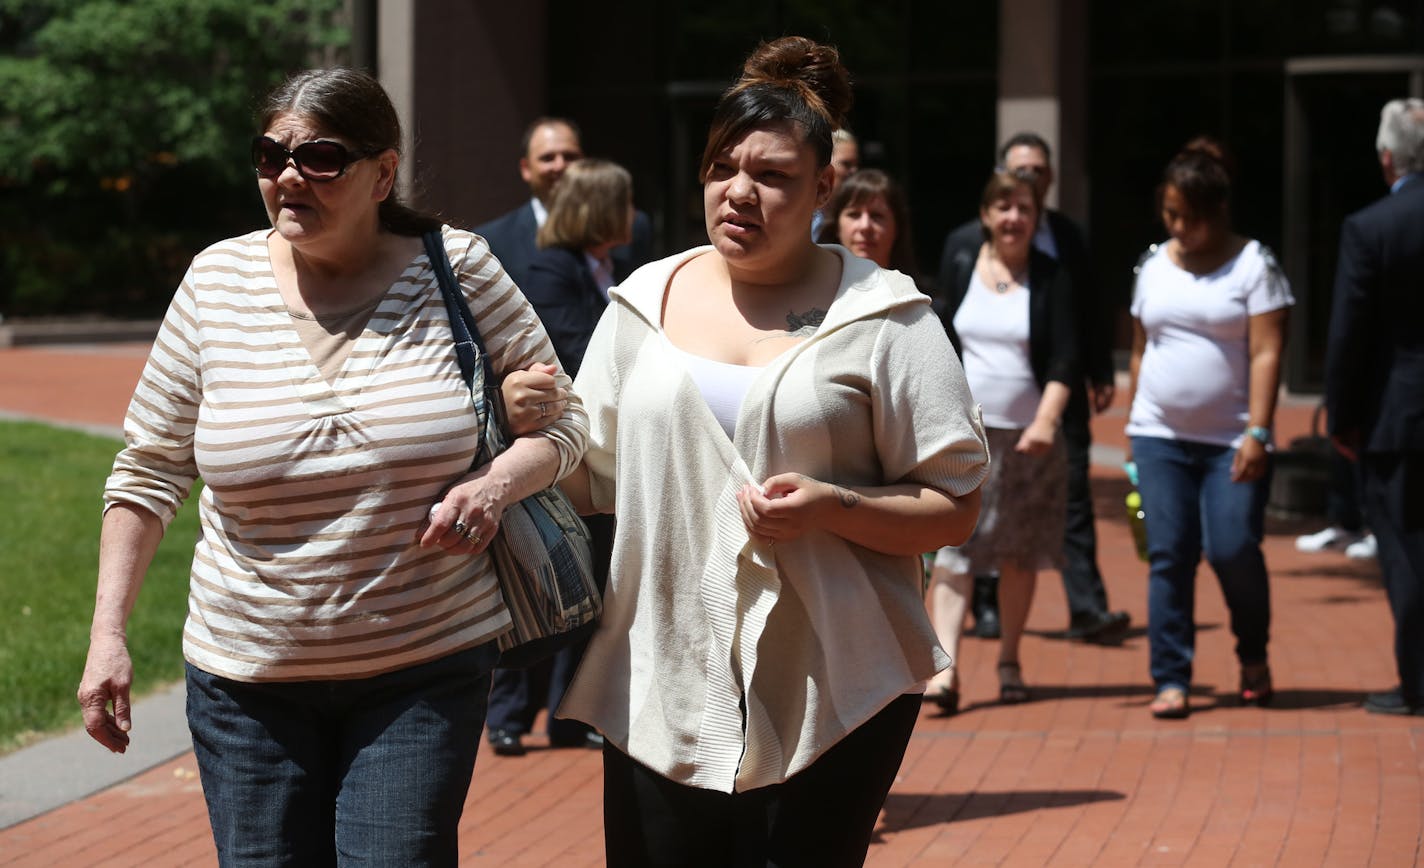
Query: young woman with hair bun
xmin=1126 ymin=136 xmax=1293 ymax=720
xmin=509 ymin=36 xmax=988 ymax=864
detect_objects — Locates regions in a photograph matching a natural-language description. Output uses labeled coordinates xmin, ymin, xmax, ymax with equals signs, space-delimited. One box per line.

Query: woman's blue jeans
xmin=186 ymin=642 xmax=498 ymax=867
xmin=1131 ymin=436 xmax=1272 ymax=692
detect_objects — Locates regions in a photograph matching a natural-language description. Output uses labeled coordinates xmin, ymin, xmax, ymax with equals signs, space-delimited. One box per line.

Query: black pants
xmin=1061 ymin=388 xmax=1110 ymax=618
xmin=1327 ymin=448 xmax=1367 ymax=532
xmin=1361 ymin=452 xmax=1424 ymax=701
xmin=602 ymin=693 xmax=921 ymax=868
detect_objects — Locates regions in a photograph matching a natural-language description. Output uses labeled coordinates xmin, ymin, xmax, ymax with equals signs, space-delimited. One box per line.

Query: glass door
xmin=1282 ymin=58 xmax=1424 ymax=391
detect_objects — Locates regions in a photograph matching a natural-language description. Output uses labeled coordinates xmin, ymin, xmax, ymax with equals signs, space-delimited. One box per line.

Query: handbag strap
xmin=423 ymin=230 xmax=492 ymax=390
xmin=423 ymin=230 xmax=508 ymax=463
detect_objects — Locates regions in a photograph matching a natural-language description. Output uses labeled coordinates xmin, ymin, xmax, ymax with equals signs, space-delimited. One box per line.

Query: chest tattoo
xmin=784 ymin=307 xmax=827 ymax=337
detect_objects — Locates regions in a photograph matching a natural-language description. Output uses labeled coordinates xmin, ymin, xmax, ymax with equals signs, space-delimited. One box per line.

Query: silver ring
xmin=452 ymin=519 xmax=468 ymax=536
xmin=538 ymin=402 xmax=548 ymax=418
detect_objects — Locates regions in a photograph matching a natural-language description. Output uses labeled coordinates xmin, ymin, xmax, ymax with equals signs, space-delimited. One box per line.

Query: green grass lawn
xmin=0 ymin=420 xmax=199 ymax=754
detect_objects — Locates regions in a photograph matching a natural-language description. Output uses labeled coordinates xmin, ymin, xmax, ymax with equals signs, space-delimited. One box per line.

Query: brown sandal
xmin=1150 ymin=686 xmax=1190 ymax=719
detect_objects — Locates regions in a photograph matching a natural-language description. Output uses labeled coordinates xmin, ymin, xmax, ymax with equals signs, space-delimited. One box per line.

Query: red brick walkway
xmin=1 ymin=344 xmax=1420 ymax=866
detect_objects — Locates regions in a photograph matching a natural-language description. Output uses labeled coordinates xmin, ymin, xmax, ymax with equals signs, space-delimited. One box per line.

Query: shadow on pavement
xmin=875 ymin=788 xmax=1126 ymax=836
xmin=1273 ymin=563 xmax=1382 ymax=584
xmin=1208 ymin=687 xmax=1366 ymax=711
xmin=935 ymin=682 xmax=1367 ymax=717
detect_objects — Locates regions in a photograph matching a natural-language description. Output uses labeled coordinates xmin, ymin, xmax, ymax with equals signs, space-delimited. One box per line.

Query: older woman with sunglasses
xmin=76 ymin=67 xmax=587 ymax=864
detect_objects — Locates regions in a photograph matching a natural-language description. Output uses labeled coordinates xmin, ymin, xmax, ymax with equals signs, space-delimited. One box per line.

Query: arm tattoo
xmin=784 ymin=307 xmax=826 ymax=337
xmin=834 ymin=486 xmax=861 ymax=508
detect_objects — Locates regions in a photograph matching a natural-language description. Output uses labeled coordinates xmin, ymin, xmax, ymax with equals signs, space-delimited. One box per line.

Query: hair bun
xmin=738 ymin=36 xmax=853 ymax=129
xmin=1178 ymin=135 xmax=1236 ymax=179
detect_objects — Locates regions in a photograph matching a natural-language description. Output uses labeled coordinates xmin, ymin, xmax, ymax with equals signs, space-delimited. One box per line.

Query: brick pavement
xmin=1 ymin=343 xmax=1420 ymax=866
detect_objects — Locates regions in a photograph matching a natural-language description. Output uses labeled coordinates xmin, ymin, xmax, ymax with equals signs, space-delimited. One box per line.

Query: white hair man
xmin=1325 ymin=97 xmax=1424 ymax=716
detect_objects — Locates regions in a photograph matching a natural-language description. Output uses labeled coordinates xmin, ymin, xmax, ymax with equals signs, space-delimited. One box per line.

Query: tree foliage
xmin=0 ymin=0 xmax=349 ymax=315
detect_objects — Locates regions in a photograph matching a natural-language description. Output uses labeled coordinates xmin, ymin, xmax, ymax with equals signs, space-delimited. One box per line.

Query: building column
xmin=376 ymin=1 xmax=548 ymax=227
xmin=997 ymin=0 xmax=1089 ymax=222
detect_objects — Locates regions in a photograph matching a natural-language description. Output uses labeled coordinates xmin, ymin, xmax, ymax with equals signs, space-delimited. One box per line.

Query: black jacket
xmin=522 ymin=245 xmax=607 ymax=379
xmin=937 ymin=241 xmax=1081 ymax=392
xmin=938 ymin=211 xmax=1111 ymax=388
xmin=1325 ymin=175 xmax=1424 ymax=453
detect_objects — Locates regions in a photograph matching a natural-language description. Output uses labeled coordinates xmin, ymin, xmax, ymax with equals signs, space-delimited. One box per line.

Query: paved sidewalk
xmin=1 ymin=342 xmax=1420 ymax=866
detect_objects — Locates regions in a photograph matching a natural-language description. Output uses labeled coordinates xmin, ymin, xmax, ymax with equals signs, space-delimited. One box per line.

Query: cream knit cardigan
xmin=560 ymin=245 xmax=990 ymax=792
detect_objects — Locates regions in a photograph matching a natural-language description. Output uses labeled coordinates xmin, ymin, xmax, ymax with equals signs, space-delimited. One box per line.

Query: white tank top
xmin=665 ymin=340 xmax=764 ymax=440
xmin=952 ymin=271 xmax=1041 ymax=429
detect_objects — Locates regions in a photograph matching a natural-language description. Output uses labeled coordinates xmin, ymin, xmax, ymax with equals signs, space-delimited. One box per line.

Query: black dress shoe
xmin=1363 ymin=689 xmax=1424 ymax=716
xmin=488 ymin=729 xmax=526 ymax=756
xmin=971 ymin=574 xmax=1001 ymax=639
xmin=549 ymin=725 xmax=605 ymax=750
xmin=546 ymin=725 xmax=603 ymax=745
xmin=1066 ymin=610 xmax=1130 ymax=643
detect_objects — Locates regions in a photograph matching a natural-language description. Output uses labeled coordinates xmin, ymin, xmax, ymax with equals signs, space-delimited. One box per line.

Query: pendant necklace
xmin=984 ymin=247 xmax=1025 ymax=294
xmin=990 ymin=260 xmax=1023 ymax=294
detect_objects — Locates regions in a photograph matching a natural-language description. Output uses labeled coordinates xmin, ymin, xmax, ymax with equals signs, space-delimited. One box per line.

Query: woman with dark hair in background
xmin=1127 ymin=136 xmax=1292 ymax=719
xmin=929 ymin=168 xmax=1080 ymax=710
xmin=815 ymin=167 xmax=920 ymax=278
xmin=76 ymin=67 xmax=587 ymax=864
xmin=514 ymin=36 xmax=989 ymax=866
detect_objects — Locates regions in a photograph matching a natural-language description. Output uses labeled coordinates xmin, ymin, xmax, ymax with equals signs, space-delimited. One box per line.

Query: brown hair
xmin=258 ymin=67 xmax=441 ymax=236
xmin=698 ymin=36 xmax=853 ymax=181
xmin=978 ymin=169 xmax=1043 ymax=241
xmin=815 ymin=169 xmax=917 ymax=273
xmin=1158 ymin=135 xmax=1235 ymax=221
xmin=537 ymin=159 xmax=632 ymax=251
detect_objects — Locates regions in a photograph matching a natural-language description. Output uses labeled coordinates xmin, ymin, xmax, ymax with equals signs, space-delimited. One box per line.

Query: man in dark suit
xmin=1325 ymin=98 xmax=1424 ymax=716
xmin=937 ymin=132 xmax=1130 ymax=643
xmin=474 ymin=117 xmax=652 ymax=291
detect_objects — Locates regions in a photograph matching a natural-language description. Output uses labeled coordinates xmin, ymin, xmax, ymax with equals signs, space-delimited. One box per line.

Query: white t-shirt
xmin=1127 ymin=239 xmax=1294 ymax=448
xmin=953 ymin=271 xmax=1041 ymax=429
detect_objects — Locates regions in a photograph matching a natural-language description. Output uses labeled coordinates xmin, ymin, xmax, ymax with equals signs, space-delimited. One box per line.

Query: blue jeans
xmin=1131 ymin=436 xmax=1272 ymax=692
xmin=186 ymin=643 xmax=498 ymax=867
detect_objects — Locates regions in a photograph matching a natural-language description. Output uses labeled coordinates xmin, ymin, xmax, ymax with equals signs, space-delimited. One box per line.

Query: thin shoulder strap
xmin=424 ymin=229 xmax=507 ymax=464
xmin=423 ymin=230 xmax=493 ymax=390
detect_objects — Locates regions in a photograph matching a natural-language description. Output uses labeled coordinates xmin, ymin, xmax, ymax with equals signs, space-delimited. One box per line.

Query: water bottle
xmin=1125 ymin=490 xmax=1149 ymax=562
xmin=1124 ymin=461 xmax=1148 ymax=562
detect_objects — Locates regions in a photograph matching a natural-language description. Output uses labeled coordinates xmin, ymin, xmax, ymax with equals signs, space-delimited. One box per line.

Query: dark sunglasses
xmin=250 ymin=136 xmax=377 ymax=182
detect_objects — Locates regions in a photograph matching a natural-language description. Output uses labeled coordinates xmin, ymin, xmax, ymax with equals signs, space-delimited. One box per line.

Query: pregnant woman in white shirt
xmin=1126 ymin=137 xmax=1292 ymax=720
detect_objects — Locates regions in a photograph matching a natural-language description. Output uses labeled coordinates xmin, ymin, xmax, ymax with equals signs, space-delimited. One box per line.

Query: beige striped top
xmin=104 ymin=226 xmax=588 ymax=682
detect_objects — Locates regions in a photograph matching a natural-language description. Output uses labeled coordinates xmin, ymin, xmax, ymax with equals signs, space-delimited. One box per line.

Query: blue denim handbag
xmin=424 ymin=231 xmax=601 ymax=669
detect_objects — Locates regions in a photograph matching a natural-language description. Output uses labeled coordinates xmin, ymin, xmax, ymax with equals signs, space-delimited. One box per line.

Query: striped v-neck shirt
xmin=104 ymin=226 xmax=588 ymax=682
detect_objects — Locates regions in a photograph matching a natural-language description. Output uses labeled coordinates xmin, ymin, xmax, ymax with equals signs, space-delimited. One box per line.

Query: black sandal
xmin=1239 ymin=663 xmax=1273 ymax=706
xmin=998 ymin=662 xmax=1030 ymax=704
xmin=924 ymin=687 xmax=960 ymax=715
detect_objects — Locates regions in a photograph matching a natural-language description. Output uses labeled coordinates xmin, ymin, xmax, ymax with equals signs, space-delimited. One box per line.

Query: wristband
xmin=1245 ymin=426 xmax=1271 ymax=445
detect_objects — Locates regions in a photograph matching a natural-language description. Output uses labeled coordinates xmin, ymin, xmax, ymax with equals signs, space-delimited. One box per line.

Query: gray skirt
xmin=935 ymin=425 xmax=1067 ymax=574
